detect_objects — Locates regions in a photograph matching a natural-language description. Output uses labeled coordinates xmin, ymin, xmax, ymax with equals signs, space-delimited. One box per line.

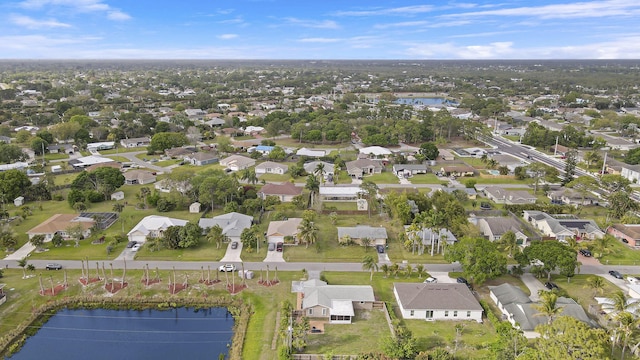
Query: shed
xmin=190 ymin=202 xmax=202 ymax=213
xmin=13 ymin=196 xmax=24 ymax=207
xmin=110 ymin=191 xmax=125 ymax=201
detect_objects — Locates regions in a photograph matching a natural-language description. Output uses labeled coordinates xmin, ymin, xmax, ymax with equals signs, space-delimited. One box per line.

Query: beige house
xmin=27 ymin=214 xmax=95 ymax=241
xmin=255 ymin=161 xmax=288 ymax=175
xmin=124 ymin=170 xmax=157 ymax=185
xmin=258 ymin=182 xmax=302 ymax=202
xmin=346 ymin=159 xmax=384 ymax=178
xmin=266 ymin=218 xmax=303 ymax=244
xmin=219 ymin=155 xmax=256 ymax=172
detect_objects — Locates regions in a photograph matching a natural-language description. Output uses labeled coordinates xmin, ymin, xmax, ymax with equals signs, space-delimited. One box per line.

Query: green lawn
xmin=257 ymin=173 xmax=290 ymax=182
xmin=549 ymin=274 xmax=621 ymax=314
xmin=598 ymin=240 xmax=640 ymax=266
xmin=472 ymin=177 xmax=530 ymax=185
xmin=100 ymin=146 xmax=146 ymax=154
xmin=155 ymin=159 xmax=181 ymax=167
xmin=366 ymin=172 xmax=399 ymax=184
xmin=321 ymin=202 xmax=358 ymax=211
xmin=51 ymin=172 xmax=80 ymax=186
xmin=44 ymin=153 xmax=69 ymax=161
xmin=105 ymin=156 xmax=130 ymax=163
xmin=408 ymin=174 xmax=446 ymax=184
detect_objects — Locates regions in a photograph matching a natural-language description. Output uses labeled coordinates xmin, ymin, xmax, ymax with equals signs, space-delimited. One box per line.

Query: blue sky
xmin=1 ymin=0 xmax=640 ymax=59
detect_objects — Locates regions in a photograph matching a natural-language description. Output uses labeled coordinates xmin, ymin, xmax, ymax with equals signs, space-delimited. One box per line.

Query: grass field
xmin=257 ymin=173 xmax=291 ymax=182
xmin=100 ymin=146 xmax=146 ymax=154
xmin=548 ymin=274 xmax=621 ymax=314
xmin=366 ymin=172 xmax=399 ymax=184
xmin=598 ymin=240 xmax=640 ymax=265
xmin=408 ymin=174 xmax=447 ymax=184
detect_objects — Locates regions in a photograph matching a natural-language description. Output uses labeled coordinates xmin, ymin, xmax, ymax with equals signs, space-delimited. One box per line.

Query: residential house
xmin=219 ymin=155 xmax=256 ymax=172
xmin=392 ymin=164 xmax=429 ymax=178
xmin=439 ymin=187 xmax=477 ymax=200
xmin=296 ymin=148 xmax=326 ymax=158
xmin=319 ymin=186 xmax=364 ymax=201
xmin=523 ymin=210 xmax=604 ymax=241
xmin=394 ymin=283 xmax=483 ymax=323
xmin=621 ymin=164 xmax=640 ymax=183
xmin=359 ymin=146 xmax=392 ymax=157
xmin=258 ymin=182 xmax=302 ymax=202
xmin=440 ymin=165 xmax=475 ymax=177
xmin=198 ymin=212 xmax=253 ymax=242
xmin=183 ymin=152 xmax=218 ymax=166
xmin=439 ymin=149 xmax=455 ymax=161
xmin=127 ymin=215 xmax=188 ymax=243
xmin=490 ymin=283 xmax=596 ymax=338
xmin=346 ymin=159 xmax=384 ymax=178
xmin=255 ymin=161 xmax=288 ymax=175
xmin=266 ymin=218 xmax=303 ymax=244
xmin=69 ymin=156 xmax=117 ymax=169
xmin=607 ymin=224 xmax=640 ymax=248
xmin=474 ymin=217 xmax=528 ymax=244
xmin=250 ymin=145 xmax=274 ymax=156
xmin=482 ymin=186 xmax=537 ymax=205
xmin=87 ymin=142 xmax=115 ymax=151
xmin=243 ymin=126 xmax=265 ymax=135
xmin=27 ymin=213 xmax=95 ymax=241
xmin=404 ymin=226 xmax=457 ymax=250
xmin=337 ymin=225 xmax=388 ymax=246
xmin=47 ymin=144 xmax=74 ymax=154
xmin=184 ymin=108 xmax=206 ymax=121
xmin=547 ymin=188 xmax=599 ymax=207
xmin=490 ymin=154 xmax=526 ymax=172
xmin=165 ymin=147 xmax=197 ymax=159
xmin=120 ymin=137 xmax=151 ymax=148
xmin=124 ymin=170 xmax=156 ymax=185
xmin=292 ymin=279 xmax=375 ymax=324
xmin=303 ymin=161 xmax=334 ymax=178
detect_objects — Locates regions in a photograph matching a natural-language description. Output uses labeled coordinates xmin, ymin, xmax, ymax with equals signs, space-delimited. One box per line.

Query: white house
xmin=198 ymin=212 xmax=253 ymax=242
xmin=393 ymin=283 xmax=483 ymax=323
xmin=27 ymin=214 xmax=95 ymax=241
xmin=255 ymin=161 xmax=288 ymax=175
xmin=127 ymin=215 xmax=188 ymax=243
xmin=292 ymin=279 xmax=375 ymax=324
xmin=219 ymin=155 xmax=256 ymax=172
xmin=296 ymin=148 xmax=326 ymax=158
xmin=359 ymin=146 xmax=392 ymax=157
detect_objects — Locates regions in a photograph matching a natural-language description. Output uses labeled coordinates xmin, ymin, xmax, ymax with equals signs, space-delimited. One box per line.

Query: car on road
xmin=276 ymin=242 xmax=283 ymax=252
xmin=268 ymin=242 xmax=275 ymax=251
xmin=544 ymin=282 xmax=559 ymax=290
xmin=45 ymin=263 xmax=63 ymax=270
xmin=424 ymin=277 xmax=438 ymax=284
xmin=609 ymin=270 xmax=624 ymax=279
xmin=131 ymin=244 xmax=141 ymax=252
xmin=230 ymin=241 xmax=238 ymax=250
xmin=218 ymin=264 xmax=236 ymax=272
xmin=376 ymin=245 xmax=384 ymax=254
xmin=126 ymin=241 xmax=137 ymax=248
xmin=456 ymin=277 xmax=468 ymax=284
xmin=579 ymin=249 xmax=592 ymax=257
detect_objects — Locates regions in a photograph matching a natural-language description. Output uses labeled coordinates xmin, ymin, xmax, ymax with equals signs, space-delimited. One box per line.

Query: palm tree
xmin=297 ymin=219 xmax=318 ymax=249
xmin=405 ymin=264 xmax=413 ymax=278
xmin=617 ymin=311 xmax=640 ymax=360
xmin=584 ymin=276 xmax=605 ymax=297
xmin=305 ymin=175 xmax=320 ymax=208
xmin=18 ymin=257 xmax=28 ymax=279
xmin=241 ymin=168 xmax=258 ymax=185
xmin=604 ymin=290 xmax=639 ymax=316
xmin=360 ymin=237 xmax=372 ymax=251
xmin=112 ymin=202 xmax=125 ymax=232
xmin=415 ymin=264 xmax=426 ymax=279
xmin=313 ymin=162 xmax=325 ymax=181
xmin=206 ymin=225 xmax=226 ymax=249
xmin=138 ymin=187 xmax=151 ymax=208
xmin=583 ymin=150 xmax=602 ymax=170
xmin=499 ymin=231 xmax=518 ymax=258
xmin=380 ymin=264 xmax=390 ymax=278
xmin=592 ymin=235 xmax=615 ymax=259
xmin=534 ymin=291 xmax=563 ymax=324
xmin=362 ymin=255 xmax=378 ymax=282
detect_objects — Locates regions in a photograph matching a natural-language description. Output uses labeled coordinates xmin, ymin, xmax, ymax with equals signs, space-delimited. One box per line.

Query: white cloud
xmin=298 ymin=38 xmax=341 ymax=43
xmin=18 ymin=0 xmax=131 ymax=21
xmin=283 ymin=17 xmax=340 ymax=29
xmin=334 ymin=5 xmax=434 ymax=17
xmin=217 ymin=34 xmax=238 ymax=40
xmin=9 ymin=14 xmax=71 ymax=29
xmin=373 ymin=21 xmax=430 ymax=29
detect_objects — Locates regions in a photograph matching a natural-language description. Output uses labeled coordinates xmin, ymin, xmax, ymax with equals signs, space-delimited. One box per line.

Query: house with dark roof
xmin=394 ymin=283 xmax=483 ymax=323
xmin=165 ymin=147 xmax=197 ymax=159
xmin=440 ymin=164 xmax=475 ymax=177
xmin=607 ymin=224 xmax=640 ymax=248
xmin=392 ymin=164 xmax=430 ymax=178
xmin=120 ymin=137 xmax=151 ymax=148
xmin=292 ymin=279 xmax=375 ymax=324
xmin=258 ymin=182 xmax=302 ymax=202
xmin=337 ymin=225 xmax=388 ymax=246
xmin=475 ymin=217 xmax=528 ymax=244
xmin=547 ymin=188 xmax=599 ymax=207
xmin=490 ymin=283 xmax=596 ymax=338
xmin=523 ymin=210 xmax=604 ymax=241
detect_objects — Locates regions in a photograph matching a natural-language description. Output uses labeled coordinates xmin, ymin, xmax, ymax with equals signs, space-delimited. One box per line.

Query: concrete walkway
xmin=521 ymin=273 xmax=547 ymax=301
xmin=4 ymin=243 xmax=35 ymax=261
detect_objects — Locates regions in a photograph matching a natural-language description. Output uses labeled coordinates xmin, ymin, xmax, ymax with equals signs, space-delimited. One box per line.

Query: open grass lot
xmin=366 ymin=172 xmax=399 ymax=184
xmin=597 ymin=240 xmax=640 ymax=265
xmin=548 ymin=274 xmax=620 ymax=313
xmin=50 ymin=172 xmax=80 ymax=186
xmin=471 ymin=176 xmax=530 ymax=185
xmin=100 ymin=146 xmax=146 ymax=154
xmin=408 ymin=174 xmax=447 ymax=184
xmin=257 ymin=173 xmax=291 ymax=182
xmin=44 ymin=153 xmax=69 ymax=161
xmin=155 ymin=159 xmax=182 ymax=167
xmin=321 ymin=201 xmax=358 ymax=211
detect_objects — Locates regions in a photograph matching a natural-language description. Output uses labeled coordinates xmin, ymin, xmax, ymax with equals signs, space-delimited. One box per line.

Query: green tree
xmin=30 ymin=234 xmax=45 ymax=251
xmin=418 ymin=142 xmax=439 ymax=161
xmin=584 ymin=276 xmax=605 ymax=297
xmin=608 ymin=191 xmax=639 ymax=219
xmin=524 ymin=316 xmax=609 ymax=360
xmin=305 ymin=175 xmax=320 ymax=208
xmin=523 ymin=240 xmax=578 ymax=282
xmin=362 ymin=254 xmax=378 ymax=282
xmin=240 ymin=168 xmax=258 ymax=185
xmin=534 ymin=292 xmax=563 ymax=324
xmin=566 ymin=176 xmax=599 ymax=205
xmin=268 ymin=146 xmax=286 ymax=160
xmin=160 ymin=225 xmax=182 ymax=249
xmin=206 ymin=224 xmax=227 ymax=249
xmin=616 ymin=311 xmax=640 ymax=360
xmin=297 ymin=217 xmax=318 ymax=249
xmin=0 ymin=170 xmax=31 ymax=203
xmin=498 ymin=231 xmax=518 ymax=258
xmin=148 ymin=132 xmax=188 ymax=153
xmin=17 ymin=257 xmax=28 ymax=278
xmin=592 ymin=234 xmax=615 ymax=259
xmin=445 ymin=237 xmax=507 ymax=285
xmin=71 ymin=167 xmax=125 ymax=200
xmin=178 ymin=222 xmax=202 ymax=248
xmin=50 ymin=121 xmax=81 ymax=142
xmin=30 ymin=137 xmax=49 ymax=156
xmin=527 ymin=162 xmax=559 ymax=194
xmin=240 ymin=226 xmax=260 ymax=252
xmin=562 ymin=149 xmax=578 ymax=185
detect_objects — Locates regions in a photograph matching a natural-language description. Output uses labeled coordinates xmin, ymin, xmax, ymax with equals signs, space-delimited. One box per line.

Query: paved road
xmin=95 ymin=150 xmax=171 ymax=173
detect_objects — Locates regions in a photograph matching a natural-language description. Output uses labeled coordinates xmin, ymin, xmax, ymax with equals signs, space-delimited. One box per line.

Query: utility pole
xmin=554 ymin=136 xmax=559 ymax=156
xmin=601 ymin=151 xmax=608 ymax=175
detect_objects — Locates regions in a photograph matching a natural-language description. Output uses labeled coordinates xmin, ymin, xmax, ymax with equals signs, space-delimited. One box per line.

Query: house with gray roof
xmin=483 ymin=186 xmax=537 ymax=205
xmin=319 ymin=186 xmax=364 ymax=201
xmin=303 ymin=161 xmax=334 ymax=178
xmin=219 ymin=154 xmax=256 ymax=172
xmin=547 ymin=188 xmax=599 ymax=207
xmin=198 ymin=212 xmax=253 ymax=242
xmin=292 ymin=279 xmax=375 ymax=324
xmin=523 ymin=210 xmax=604 ymax=241
xmin=490 ymin=283 xmax=596 ymax=338
xmin=394 ymin=283 xmax=483 ymax=323
xmin=392 ymin=164 xmax=429 ymax=178
xmin=475 ymin=217 xmax=528 ymax=244
xmin=337 ymin=225 xmax=388 ymax=246
xmin=255 ymin=161 xmax=288 ymax=175
xmin=346 ymin=158 xmax=383 ymax=178
xmin=183 ymin=152 xmax=218 ymax=166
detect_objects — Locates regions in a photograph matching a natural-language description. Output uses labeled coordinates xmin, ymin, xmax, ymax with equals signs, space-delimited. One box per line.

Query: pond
xmin=10 ymin=307 xmax=234 ymax=360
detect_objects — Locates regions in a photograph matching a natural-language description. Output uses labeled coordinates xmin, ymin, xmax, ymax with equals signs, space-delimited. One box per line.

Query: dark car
xmin=545 ymin=282 xmax=559 ymax=290
xmin=45 ymin=263 xmax=63 ymax=270
xmin=579 ymin=249 xmax=592 ymax=257
xmin=456 ymin=277 xmax=468 ymax=284
xmin=376 ymin=245 xmax=384 ymax=254
xmin=276 ymin=242 xmax=284 ymax=252
xmin=609 ymin=270 xmax=624 ymax=279
xmin=126 ymin=241 xmax=137 ymax=249
xmin=230 ymin=241 xmax=238 ymax=250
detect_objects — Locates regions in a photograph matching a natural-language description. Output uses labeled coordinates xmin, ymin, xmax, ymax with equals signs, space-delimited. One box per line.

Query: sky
xmin=1 ymin=0 xmax=640 ymax=59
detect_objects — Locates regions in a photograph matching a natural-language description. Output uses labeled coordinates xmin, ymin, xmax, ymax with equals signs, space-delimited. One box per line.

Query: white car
xmin=131 ymin=244 xmax=141 ymax=252
xmin=218 ymin=264 xmax=236 ymax=272
xmin=424 ymin=277 xmax=438 ymax=284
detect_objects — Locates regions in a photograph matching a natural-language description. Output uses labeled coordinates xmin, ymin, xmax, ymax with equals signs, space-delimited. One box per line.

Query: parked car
xmin=579 ymin=249 xmax=592 ymax=257
xmin=456 ymin=277 xmax=468 ymax=284
xmin=544 ymin=282 xmax=559 ymax=290
xmin=230 ymin=241 xmax=238 ymax=250
xmin=268 ymin=242 xmax=275 ymax=251
xmin=131 ymin=244 xmax=141 ymax=252
xmin=609 ymin=270 xmax=624 ymax=279
xmin=276 ymin=242 xmax=284 ymax=252
xmin=45 ymin=263 xmax=63 ymax=270
xmin=424 ymin=277 xmax=438 ymax=284
xmin=218 ymin=264 xmax=236 ymax=272
xmin=627 ymin=276 xmax=640 ymax=284
xmin=376 ymin=245 xmax=384 ymax=254
xmin=126 ymin=241 xmax=137 ymax=249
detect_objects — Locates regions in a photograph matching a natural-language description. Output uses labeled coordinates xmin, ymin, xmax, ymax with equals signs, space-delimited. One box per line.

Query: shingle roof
xmin=259 ymin=182 xmax=301 ymax=196
xmin=394 ymin=283 xmax=482 ymax=311
xmin=337 ymin=225 xmax=388 ymax=239
xmin=198 ymin=212 xmax=253 ymax=238
xmin=27 ymin=213 xmax=95 ymax=235
xmin=266 ymin=218 xmax=303 ymax=237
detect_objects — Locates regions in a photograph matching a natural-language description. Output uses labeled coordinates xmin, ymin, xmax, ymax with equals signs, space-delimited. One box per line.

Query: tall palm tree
xmin=360 ymin=237 xmax=372 ymax=251
xmin=17 ymin=257 xmax=28 ymax=279
xmin=592 ymin=235 xmax=614 ymax=259
xmin=305 ymin=175 xmax=320 ymax=208
xmin=499 ymin=231 xmax=518 ymax=258
xmin=534 ymin=291 xmax=563 ymax=324
xmin=297 ymin=219 xmax=318 ymax=248
xmin=617 ymin=311 xmax=640 ymax=360
xmin=604 ymin=290 xmax=639 ymax=316
xmin=584 ymin=276 xmax=605 ymax=297
xmin=362 ymin=255 xmax=378 ymax=282
xmin=313 ymin=163 xmax=325 ymax=181
xmin=380 ymin=264 xmax=390 ymax=278
xmin=241 ymin=168 xmax=258 ymax=185
xmin=415 ymin=264 xmax=426 ymax=279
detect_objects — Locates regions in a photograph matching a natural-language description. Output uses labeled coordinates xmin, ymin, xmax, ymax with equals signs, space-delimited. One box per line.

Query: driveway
xmin=220 ymin=241 xmax=243 ymax=263
xmin=426 ymin=271 xmax=456 ymax=284
xmin=521 ymin=273 xmax=548 ymax=301
xmin=115 ymin=247 xmax=138 ymax=261
xmin=4 ymin=243 xmax=35 ymax=260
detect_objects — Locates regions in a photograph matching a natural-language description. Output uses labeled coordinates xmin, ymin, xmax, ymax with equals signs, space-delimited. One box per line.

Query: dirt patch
xmin=78 ymin=277 xmax=101 ymax=286
xmin=39 ymin=284 xmax=67 ymax=296
xmin=258 ymin=280 xmax=280 ymax=287
xmin=199 ymin=279 xmax=221 ymax=286
xmin=168 ymin=283 xmax=188 ymax=294
xmin=227 ymin=284 xmax=247 ymax=294
xmin=105 ymin=282 xmax=128 ymax=294
xmin=141 ymin=278 xmax=161 ymax=286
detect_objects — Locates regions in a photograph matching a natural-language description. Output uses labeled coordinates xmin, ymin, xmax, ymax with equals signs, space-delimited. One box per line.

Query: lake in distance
xmin=10 ymin=307 xmax=234 ymax=360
